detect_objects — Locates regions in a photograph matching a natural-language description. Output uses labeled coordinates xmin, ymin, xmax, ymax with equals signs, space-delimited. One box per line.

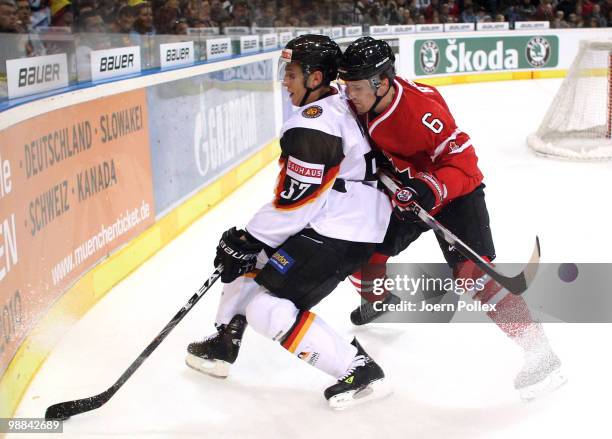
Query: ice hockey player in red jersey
xmin=337 ymin=36 xmax=566 ymax=400
xmin=185 ymin=35 xmax=393 ymax=409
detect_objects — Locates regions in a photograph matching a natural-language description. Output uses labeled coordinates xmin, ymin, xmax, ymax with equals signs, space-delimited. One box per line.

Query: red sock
xmin=454 ymin=258 xmax=547 ymax=348
xmin=349 ymin=252 xmax=390 ymax=303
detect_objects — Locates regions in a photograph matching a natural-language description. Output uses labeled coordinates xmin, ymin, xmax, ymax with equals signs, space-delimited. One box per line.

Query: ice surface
xmin=10 ymin=78 xmax=612 ymax=439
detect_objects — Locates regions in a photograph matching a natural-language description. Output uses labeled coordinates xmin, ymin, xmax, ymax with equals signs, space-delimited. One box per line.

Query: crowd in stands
xmin=0 ymin=0 xmax=611 ymax=36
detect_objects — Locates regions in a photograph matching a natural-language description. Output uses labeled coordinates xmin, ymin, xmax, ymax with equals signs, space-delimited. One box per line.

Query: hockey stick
xmin=378 ymin=172 xmax=540 ymax=295
xmin=45 ymin=265 xmax=223 ymax=421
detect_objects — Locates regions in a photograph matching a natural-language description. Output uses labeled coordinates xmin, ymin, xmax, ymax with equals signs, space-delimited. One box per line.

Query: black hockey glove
xmin=214 ymin=227 xmax=263 ymax=283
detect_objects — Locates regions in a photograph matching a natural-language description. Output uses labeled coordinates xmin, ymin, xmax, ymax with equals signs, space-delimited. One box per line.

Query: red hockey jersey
xmin=361 ymin=77 xmax=484 ymax=210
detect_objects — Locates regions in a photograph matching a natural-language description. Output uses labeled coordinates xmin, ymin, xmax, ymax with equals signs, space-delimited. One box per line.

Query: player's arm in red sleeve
xmin=419 ymin=97 xmax=482 ymax=203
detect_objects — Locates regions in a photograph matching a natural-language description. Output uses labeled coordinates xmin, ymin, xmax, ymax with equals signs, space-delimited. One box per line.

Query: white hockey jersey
xmin=247 ymin=90 xmax=392 ymax=248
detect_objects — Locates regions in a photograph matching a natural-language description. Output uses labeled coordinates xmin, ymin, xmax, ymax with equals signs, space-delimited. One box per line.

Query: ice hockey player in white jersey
xmin=185 ymin=35 xmax=393 ymax=409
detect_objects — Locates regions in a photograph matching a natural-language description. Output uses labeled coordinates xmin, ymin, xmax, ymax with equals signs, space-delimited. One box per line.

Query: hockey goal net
xmin=527 ymin=39 xmax=612 ymax=160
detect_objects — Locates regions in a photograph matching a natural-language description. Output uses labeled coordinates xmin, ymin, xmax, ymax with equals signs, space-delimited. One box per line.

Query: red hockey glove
xmin=391 ymin=172 xmax=445 ymax=222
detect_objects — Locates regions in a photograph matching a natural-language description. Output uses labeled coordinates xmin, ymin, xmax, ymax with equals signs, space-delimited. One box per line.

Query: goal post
xmin=527 ymin=39 xmax=612 ymax=161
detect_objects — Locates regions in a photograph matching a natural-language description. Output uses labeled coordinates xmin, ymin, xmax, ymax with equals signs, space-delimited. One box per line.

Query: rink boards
xmin=1 ymin=27 xmax=611 ymax=418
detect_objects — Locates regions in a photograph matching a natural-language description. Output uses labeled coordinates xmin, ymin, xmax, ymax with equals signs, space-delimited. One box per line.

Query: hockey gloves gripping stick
xmin=389 ymin=172 xmax=444 ymax=225
xmin=45 ymin=265 xmax=223 ymax=421
xmin=379 ymin=171 xmax=540 ymax=295
xmin=215 ymin=227 xmax=263 ymax=283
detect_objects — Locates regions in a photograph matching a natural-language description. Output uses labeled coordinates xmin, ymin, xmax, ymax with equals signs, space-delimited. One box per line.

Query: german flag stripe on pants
xmin=281 ymin=311 xmax=315 ymax=353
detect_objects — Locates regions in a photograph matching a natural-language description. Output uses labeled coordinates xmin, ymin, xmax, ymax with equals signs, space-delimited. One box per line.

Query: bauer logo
xmin=414 ymin=36 xmax=558 ymax=76
xmin=6 ymin=53 xmax=68 ymax=99
xmin=419 ymin=40 xmax=440 ymax=74
xmin=91 ymin=46 xmax=141 ymax=82
xmin=160 ymin=41 xmax=194 ymax=69
xmin=206 ymin=37 xmax=231 ymax=60
xmin=525 ymin=36 xmax=551 ymax=68
xmin=269 ymin=249 xmax=295 ymax=274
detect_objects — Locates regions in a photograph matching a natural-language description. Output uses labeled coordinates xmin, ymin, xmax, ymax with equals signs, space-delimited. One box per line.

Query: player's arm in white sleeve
xmin=246 ymin=127 xmax=344 ymax=248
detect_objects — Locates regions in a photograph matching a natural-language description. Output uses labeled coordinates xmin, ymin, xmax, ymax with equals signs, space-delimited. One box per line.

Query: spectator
xmin=494 ymin=13 xmax=505 ymax=22
xmin=551 ymin=10 xmax=569 ymax=27
xmin=461 ymin=2 xmax=477 ymax=23
xmin=75 ymin=10 xmax=111 ymax=80
xmin=132 ymin=1 xmax=155 ymax=34
xmin=198 ymin=0 xmax=218 ymax=27
xmin=255 ymin=2 xmax=276 ymax=27
xmin=98 ymin=0 xmax=116 ymax=23
xmin=401 ymin=7 xmax=414 ymax=24
xmin=439 ymin=1 xmax=459 ymax=23
xmin=581 ymin=0 xmax=595 ymax=18
xmin=603 ymin=0 xmax=612 ymax=19
xmin=447 ymin=0 xmax=460 ymax=19
xmin=476 ymin=6 xmax=492 ymax=22
xmin=51 ymin=0 xmax=74 ymax=29
xmin=385 ymin=1 xmax=403 ymax=24
xmin=505 ymin=2 xmax=521 ymax=24
xmin=108 ymin=5 xmax=136 ymax=33
xmin=517 ymin=0 xmax=536 ymax=21
xmin=16 ymin=0 xmax=32 ymax=32
xmin=77 ymin=8 xmax=106 ymax=32
xmin=590 ymin=3 xmax=607 ymax=27
xmin=535 ymin=0 xmax=555 ymax=21
xmin=423 ymin=0 xmax=439 ymax=22
xmin=15 ymin=0 xmax=46 ymax=55
xmin=78 ymin=0 xmax=98 ymax=16
xmin=184 ymin=0 xmax=200 ymax=27
xmin=0 ymin=0 xmax=20 ymax=33
xmin=210 ymin=0 xmax=229 ymax=24
xmin=566 ymin=11 xmax=578 ymax=27
xmin=173 ymin=16 xmax=188 ymax=33
xmin=29 ymin=0 xmax=51 ymax=28
xmin=227 ymin=0 xmax=250 ymax=27
xmin=154 ymin=4 xmax=177 ymax=33
xmin=556 ymin=0 xmax=575 ymax=17
xmin=364 ymin=3 xmax=384 ymax=25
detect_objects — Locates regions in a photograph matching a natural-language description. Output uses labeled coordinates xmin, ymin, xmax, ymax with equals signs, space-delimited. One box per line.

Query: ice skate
xmin=324 ymin=339 xmax=390 ymax=409
xmin=185 ymin=315 xmax=247 ymax=378
xmin=350 ymin=292 xmax=401 ymax=325
xmin=515 ymin=349 xmax=567 ymax=401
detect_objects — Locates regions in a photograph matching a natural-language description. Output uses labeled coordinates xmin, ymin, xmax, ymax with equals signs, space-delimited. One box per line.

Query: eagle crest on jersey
xmin=302 ymin=105 xmax=323 ymax=118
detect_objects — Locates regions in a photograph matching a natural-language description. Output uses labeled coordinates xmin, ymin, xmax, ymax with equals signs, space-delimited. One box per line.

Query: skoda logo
xmin=526 ymin=37 xmax=551 ymax=68
xmin=419 ymin=40 xmax=440 ymax=74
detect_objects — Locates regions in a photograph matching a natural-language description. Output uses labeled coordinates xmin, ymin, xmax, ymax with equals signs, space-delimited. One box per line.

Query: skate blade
xmin=328 ymin=379 xmax=391 ymax=410
xmin=519 ymin=368 xmax=568 ymax=401
xmin=185 ymin=354 xmax=230 ymax=378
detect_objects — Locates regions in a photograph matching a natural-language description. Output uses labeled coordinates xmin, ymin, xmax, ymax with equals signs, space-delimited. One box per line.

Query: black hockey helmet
xmin=338 ymin=37 xmax=396 ymax=82
xmin=280 ymin=34 xmax=342 ymax=85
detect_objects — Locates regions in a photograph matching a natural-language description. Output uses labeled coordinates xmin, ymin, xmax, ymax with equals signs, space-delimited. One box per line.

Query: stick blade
xmin=523 ymin=236 xmax=541 ymax=285
xmin=45 ymin=394 xmax=107 ymax=421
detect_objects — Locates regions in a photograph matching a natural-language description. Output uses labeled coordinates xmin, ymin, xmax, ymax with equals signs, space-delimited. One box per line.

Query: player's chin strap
xmin=367 ymin=77 xmax=393 ymax=114
xmin=300 ymin=70 xmax=326 ymax=107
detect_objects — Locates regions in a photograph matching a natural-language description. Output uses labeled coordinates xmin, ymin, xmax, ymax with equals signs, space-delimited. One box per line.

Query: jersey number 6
xmin=422 ymin=113 xmax=444 ymax=134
